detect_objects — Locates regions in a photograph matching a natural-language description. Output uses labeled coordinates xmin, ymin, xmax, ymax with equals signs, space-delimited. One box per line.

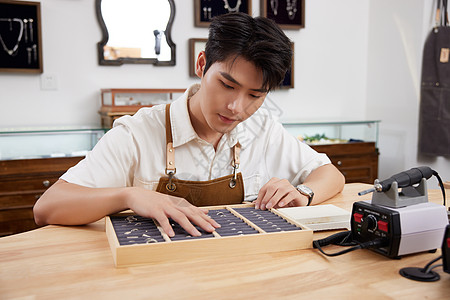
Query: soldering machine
xmin=351 ymin=166 xmax=448 ymax=258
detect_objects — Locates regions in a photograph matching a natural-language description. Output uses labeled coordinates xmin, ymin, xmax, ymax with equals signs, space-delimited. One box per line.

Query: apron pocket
xmin=133 ymin=177 xmax=159 ymax=191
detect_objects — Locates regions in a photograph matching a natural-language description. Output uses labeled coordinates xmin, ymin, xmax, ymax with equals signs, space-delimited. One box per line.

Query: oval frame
xmin=95 ymin=0 xmax=176 ymax=66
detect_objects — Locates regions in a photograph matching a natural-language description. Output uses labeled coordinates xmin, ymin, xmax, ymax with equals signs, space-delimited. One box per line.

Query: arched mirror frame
xmin=95 ymin=0 xmax=176 ymax=66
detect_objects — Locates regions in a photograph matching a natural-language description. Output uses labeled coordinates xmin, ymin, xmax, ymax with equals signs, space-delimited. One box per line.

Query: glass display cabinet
xmin=99 ymin=88 xmax=185 ymax=128
xmin=0 ymin=127 xmax=105 ymax=236
xmin=0 ymin=127 xmax=105 ymax=160
xmin=282 ymin=120 xmax=380 ymax=184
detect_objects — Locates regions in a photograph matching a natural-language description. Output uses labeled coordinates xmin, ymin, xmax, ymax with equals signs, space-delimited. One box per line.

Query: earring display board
xmin=0 ymin=0 xmax=42 ymax=73
xmin=280 ymin=65 xmax=293 ymax=88
xmin=280 ymin=42 xmax=294 ymax=88
xmin=189 ymin=38 xmax=207 ymax=77
xmin=261 ymin=0 xmax=305 ymax=29
xmin=194 ymin=0 xmax=252 ymax=27
xmin=106 ymin=203 xmax=313 ymax=267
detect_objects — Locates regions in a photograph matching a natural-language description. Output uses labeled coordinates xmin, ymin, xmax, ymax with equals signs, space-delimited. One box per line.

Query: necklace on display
xmin=286 ymin=0 xmax=298 ymax=20
xmin=203 ymin=6 xmax=212 ymax=20
xmin=270 ymin=0 xmax=279 ymax=16
xmin=0 ymin=18 xmax=24 ymax=56
xmin=223 ymin=0 xmax=242 ymax=13
xmin=29 ymin=18 xmax=34 ymax=43
xmin=23 ymin=19 xmax=28 ymax=43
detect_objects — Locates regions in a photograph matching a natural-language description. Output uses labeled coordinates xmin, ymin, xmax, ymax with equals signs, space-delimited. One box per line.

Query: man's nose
xmin=227 ymin=94 xmax=245 ymax=114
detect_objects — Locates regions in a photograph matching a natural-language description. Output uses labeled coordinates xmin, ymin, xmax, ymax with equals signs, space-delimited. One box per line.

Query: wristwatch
xmin=296 ymin=184 xmax=314 ymax=206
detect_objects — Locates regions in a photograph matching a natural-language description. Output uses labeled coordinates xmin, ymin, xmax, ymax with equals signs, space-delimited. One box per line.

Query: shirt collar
xmin=170 ymin=84 xmax=248 ymax=149
xmin=170 ymin=85 xmax=199 ymax=148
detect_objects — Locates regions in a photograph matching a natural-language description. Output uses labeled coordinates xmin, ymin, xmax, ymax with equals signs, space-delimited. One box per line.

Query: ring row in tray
xmin=111 ymin=208 xmax=301 ymax=245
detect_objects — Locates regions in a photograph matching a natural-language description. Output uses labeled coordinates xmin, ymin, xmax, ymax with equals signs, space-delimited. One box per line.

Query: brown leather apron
xmin=156 ymin=104 xmax=244 ymax=206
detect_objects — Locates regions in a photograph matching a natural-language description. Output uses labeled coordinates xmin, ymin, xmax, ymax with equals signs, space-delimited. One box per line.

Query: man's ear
xmin=195 ymin=51 xmax=206 ymax=78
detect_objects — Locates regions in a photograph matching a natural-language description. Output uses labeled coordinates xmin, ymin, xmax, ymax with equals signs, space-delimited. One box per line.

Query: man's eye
xmin=221 ymin=81 xmax=234 ymax=89
xmin=250 ymin=94 xmax=261 ymax=99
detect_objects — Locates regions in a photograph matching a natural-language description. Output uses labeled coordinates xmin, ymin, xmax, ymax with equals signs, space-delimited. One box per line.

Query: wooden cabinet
xmin=99 ymin=88 xmax=185 ymax=128
xmin=0 ymin=157 xmax=83 ymax=237
xmin=311 ymin=142 xmax=379 ymax=184
xmin=282 ymin=120 xmax=380 ymax=184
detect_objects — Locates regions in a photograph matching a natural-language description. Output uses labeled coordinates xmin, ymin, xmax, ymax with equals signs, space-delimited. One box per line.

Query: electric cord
xmin=422 ymin=255 xmax=443 ymax=273
xmin=313 ymin=231 xmax=388 ymax=257
xmin=432 ymin=170 xmax=446 ymax=207
xmin=314 ymin=242 xmax=362 ymax=257
xmin=426 ymin=264 xmax=443 ymax=273
xmin=312 ymin=230 xmax=356 ymax=248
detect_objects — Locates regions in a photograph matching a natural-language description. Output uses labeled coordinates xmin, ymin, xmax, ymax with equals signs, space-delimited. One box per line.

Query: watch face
xmin=297 ymin=185 xmax=313 ymax=196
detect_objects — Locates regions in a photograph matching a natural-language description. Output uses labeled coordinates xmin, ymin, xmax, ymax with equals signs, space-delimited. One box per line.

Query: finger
xmin=200 ymin=208 xmax=209 ymax=214
xmin=275 ymin=190 xmax=298 ymax=208
xmin=205 ymin=213 xmax=221 ymax=228
xmin=255 ymin=189 xmax=264 ymax=210
xmin=261 ymin=178 xmax=288 ymax=210
xmin=179 ymin=206 xmax=221 ymax=229
xmin=256 ymin=177 xmax=278 ymax=209
xmin=153 ymin=214 xmax=175 ymax=237
xmin=257 ymin=178 xmax=279 ymax=210
xmin=165 ymin=196 xmax=212 ymax=235
xmin=259 ymin=187 xmax=277 ymax=210
xmin=169 ymin=209 xmax=202 ymax=237
xmin=265 ymin=186 xmax=291 ymax=209
xmin=187 ymin=212 xmax=218 ymax=233
xmin=199 ymin=208 xmax=221 ymax=228
xmin=265 ymin=179 xmax=296 ymax=209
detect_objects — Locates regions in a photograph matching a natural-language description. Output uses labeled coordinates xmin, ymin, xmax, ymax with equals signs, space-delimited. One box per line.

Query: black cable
xmin=426 ymin=264 xmax=443 ymax=273
xmin=422 ymin=255 xmax=443 ymax=273
xmin=432 ymin=170 xmax=446 ymax=207
xmin=312 ymin=230 xmax=356 ymax=248
xmin=313 ymin=238 xmax=387 ymax=257
xmin=313 ymin=241 xmax=362 ymax=257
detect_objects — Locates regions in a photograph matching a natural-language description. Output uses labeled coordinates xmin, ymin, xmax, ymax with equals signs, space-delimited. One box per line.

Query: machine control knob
xmin=363 ymin=214 xmax=378 ymax=231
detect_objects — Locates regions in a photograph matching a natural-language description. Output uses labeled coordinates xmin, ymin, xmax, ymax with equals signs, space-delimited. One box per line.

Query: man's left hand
xmin=254 ymin=177 xmax=308 ymax=210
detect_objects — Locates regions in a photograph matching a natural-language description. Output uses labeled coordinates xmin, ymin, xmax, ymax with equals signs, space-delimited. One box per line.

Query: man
xmin=34 ymin=13 xmax=344 ymax=238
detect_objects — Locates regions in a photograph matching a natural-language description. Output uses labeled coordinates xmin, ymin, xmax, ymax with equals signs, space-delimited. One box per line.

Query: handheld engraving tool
xmin=358 ymin=166 xmax=434 ymax=196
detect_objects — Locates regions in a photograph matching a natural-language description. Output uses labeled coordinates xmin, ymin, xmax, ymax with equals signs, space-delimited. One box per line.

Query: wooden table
xmin=0 ymin=183 xmax=449 ymax=299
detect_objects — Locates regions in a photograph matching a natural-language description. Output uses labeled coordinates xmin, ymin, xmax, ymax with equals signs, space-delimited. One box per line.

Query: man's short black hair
xmin=204 ymin=12 xmax=292 ymax=92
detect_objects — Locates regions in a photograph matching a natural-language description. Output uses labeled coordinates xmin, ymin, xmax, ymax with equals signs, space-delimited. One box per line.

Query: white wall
xmin=0 ymin=0 xmax=448 ymax=186
xmin=366 ymin=0 xmax=450 ymax=187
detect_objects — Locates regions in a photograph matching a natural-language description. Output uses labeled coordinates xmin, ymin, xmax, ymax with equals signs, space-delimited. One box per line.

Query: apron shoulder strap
xmin=164 ymin=103 xmax=241 ymax=174
xmin=232 ymin=142 xmax=241 ymax=168
xmin=165 ymin=104 xmax=176 ymax=175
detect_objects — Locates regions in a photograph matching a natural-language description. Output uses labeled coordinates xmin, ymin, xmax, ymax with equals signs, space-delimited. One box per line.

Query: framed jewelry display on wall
xmin=0 ymin=0 xmax=42 ymax=73
xmin=280 ymin=42 xmax=294 ymax=89
xmin=261 ymin=0 xmax=305 ymax=29
xmin=189 ymin=38 xmax=207 ymax=77
xmin=194 ymin=0 xmax=252 ymax=27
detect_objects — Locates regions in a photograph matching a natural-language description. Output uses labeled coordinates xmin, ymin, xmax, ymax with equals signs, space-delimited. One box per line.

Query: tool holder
xmin=371 ymin=178 xmax=429 ymax=208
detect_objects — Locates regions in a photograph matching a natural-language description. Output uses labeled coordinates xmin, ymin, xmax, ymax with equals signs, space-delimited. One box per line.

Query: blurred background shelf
xmin=0 ymin=128 xmax=105 ymax=236
xmin=282 ymin=120 xmax=380 ymax=184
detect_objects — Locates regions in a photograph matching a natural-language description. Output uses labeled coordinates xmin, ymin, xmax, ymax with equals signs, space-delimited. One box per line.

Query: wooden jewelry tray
xmin=105 ymin=203 xmax=313 ymax=267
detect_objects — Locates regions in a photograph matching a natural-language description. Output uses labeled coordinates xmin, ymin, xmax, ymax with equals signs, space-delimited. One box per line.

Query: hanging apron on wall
xmin=156 ymin=104 xmax=245 ymax=206
xmin=418 ymin=0 xmax=450 ymax=156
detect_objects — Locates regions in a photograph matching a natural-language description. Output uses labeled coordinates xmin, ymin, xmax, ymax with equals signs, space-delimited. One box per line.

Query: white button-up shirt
xmin=61 ymin=84 xmax=331 ymax=201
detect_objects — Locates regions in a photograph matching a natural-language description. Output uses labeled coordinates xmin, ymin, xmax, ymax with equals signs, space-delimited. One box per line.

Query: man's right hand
xmin=33 ymin=180 xmax=220 ymax=238
xmin=124 ymin=187 xmax=221 ymax=237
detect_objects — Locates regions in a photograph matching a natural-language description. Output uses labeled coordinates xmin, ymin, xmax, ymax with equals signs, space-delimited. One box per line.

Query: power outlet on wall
xmin=40 ymin=74 xmax=58 ymax=90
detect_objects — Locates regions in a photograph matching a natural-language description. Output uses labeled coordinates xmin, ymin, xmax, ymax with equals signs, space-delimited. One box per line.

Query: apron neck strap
xmin=165 ymin=104 xmax=176 ymax=175
xmin=164 ymin=103 xmax=241 ymax=174
xmin=232 ymin=142 xmax=241 ymax=168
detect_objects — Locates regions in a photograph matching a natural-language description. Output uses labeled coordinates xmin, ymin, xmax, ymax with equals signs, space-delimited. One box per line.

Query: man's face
xmin=195 ymin=53 xmax=268 ymax=135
